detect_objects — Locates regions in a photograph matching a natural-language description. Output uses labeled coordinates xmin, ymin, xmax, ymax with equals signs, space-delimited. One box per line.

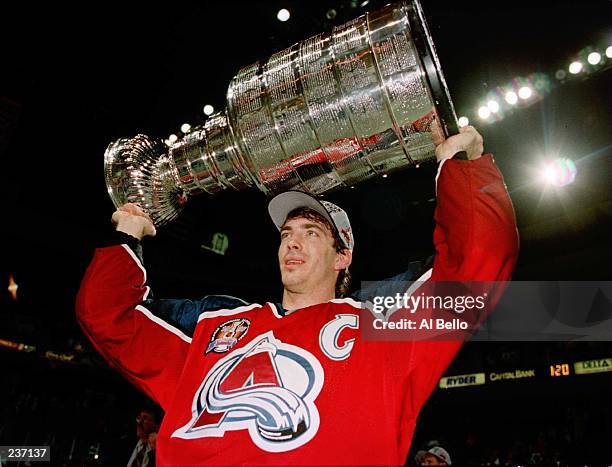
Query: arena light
xmin=8 ymin=273 xmax=18 ymax=300
xmin=168 ymin=134 xmax=178 ymax=143
xmin=277 ymin=8 xmax=290 ymax=22
xmin=587 ymin=52 xmax=601 ymax=65
xmin=541 ymin=165 xmax=557 ymax=184
xmin=457 ymin=116 xmax=469 ymax=127
xmin=203 ymin=104 xmax=214 ymax=116
xmin=568 ymin=61 xmax=583 ymax=74
xmin=531 ymin=72 xmax=552 ymax=94
xmin=555 ymin=69 xmax=566 ymax=81
xmin=487 ymin=100 xmax=500 ymax=113
xmin=539 ymin=158 xmax=577 ymax=188
xmin=518 ymin=86 xmax=532 ymax=100
xmin=181 ymin=123 xmax=191 ymax=133
xmin=607 ymin=46 xmax=612 ymax=58
xmin=477 ymin=106 xmax=491 ymax=120
xmin=505 ymin=91 xmax=518 ymax=105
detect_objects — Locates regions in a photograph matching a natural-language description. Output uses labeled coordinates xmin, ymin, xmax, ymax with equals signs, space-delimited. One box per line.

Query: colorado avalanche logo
xmin=173 ymin=332 xmax=324 ymax=452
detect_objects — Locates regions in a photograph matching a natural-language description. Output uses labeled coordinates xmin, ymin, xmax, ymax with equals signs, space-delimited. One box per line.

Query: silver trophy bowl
xmin=104 ymin=0 xmax=459 ymax=226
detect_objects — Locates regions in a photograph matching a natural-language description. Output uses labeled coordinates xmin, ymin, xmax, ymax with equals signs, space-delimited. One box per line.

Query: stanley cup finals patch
xmin=206 ymin=318 xmax=251 ymax=354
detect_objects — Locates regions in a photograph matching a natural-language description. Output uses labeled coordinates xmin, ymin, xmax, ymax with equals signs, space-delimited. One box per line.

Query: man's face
xmin=278 ymin=216 xmax=343 ymax=294
xmin=137 ymin=411 xmax=157 ymax=437
xmin=420 ymin=453 xmax=447 ymax=465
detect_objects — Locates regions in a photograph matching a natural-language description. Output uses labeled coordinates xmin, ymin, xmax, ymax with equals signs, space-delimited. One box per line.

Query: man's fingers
xmin=430 ymin=117 xmax=445 ymax=146
xmin=111 ymin=211 xmax=122 ymax=226
xmin=119 ymin=203 xmax=154 ymax=222
xmin=435 ymin=125 xmax=484 ymax=162
xmin=459 ymin=125 xmax=476 ymax=135
xmin=120 ymin=203 xmax=143 ymax=215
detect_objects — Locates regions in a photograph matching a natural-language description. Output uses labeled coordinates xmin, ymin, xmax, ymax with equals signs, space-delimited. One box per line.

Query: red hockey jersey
xmin=77 ymin=155 xmax=518 ymax=465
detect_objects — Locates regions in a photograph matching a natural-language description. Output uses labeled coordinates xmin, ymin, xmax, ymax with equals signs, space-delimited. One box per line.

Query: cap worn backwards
xmin=267 ymin=191 xmax=354 ymax=251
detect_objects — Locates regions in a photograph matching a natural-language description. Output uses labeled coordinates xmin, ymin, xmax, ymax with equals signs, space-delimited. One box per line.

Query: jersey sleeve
xmin=76 ymin=244 xmax=192 ymax=410
xmin=430 ymin=154 xmax=519 ymax=282
xmin=400 ymin=154 xmax=519 ymax=415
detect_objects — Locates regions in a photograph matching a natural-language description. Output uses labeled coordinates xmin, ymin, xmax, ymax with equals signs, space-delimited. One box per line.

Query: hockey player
xmin=77 ymin=125 xmax=518 ymax=465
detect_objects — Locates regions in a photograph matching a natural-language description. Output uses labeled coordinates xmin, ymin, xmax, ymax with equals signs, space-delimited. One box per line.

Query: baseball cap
xmin=268 ymin=191 xmax=354 ymax=251
xmin=415 ymin=446 xmax=452 ymax=465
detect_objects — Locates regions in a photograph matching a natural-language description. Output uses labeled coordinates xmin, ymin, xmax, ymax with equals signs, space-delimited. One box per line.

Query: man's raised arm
xmin=76 ymin=204 xmax=191 ymax=409
xmin=431 ymin=125 xmax=519 ymax=282
xmin=392 ymin=127 xmax=519 ymax=431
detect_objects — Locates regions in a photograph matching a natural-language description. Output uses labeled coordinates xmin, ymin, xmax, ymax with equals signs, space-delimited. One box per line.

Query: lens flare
xmin=569 ymin=61 xmax=583 ymax=74
xmin=505 ymin=91 xmax=518 ymax=105
xmin=518 ymin=86 xmax=532 ymax=100
xmin=540 ymin=158 xmax=577 ymax=187
xmin=587 ymin=52 xmax=601 ymax=65
xmin=478 ymin=106 xmax=491 ymax=119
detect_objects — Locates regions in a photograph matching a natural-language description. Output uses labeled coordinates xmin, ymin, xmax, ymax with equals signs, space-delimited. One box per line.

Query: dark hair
xmin=138 ymin=402 xmax=163 ymax=423
xmin=283 ymin=207 xmax=352 ymax=298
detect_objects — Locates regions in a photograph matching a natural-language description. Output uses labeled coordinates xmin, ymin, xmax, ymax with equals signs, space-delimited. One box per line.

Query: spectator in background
xmin=415 ymin=445 xmax=452 ymax=465
xmin=127 ymin=407 xmax=160 ymax=467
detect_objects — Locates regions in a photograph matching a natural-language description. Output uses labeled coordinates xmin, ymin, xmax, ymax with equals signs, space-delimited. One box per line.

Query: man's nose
xmin=287 ymin=237 xmax=302 ymax=250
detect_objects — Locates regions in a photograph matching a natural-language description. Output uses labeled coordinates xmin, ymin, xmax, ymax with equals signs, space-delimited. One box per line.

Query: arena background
xmin=1 ymin=1 xmax=611 ymax=465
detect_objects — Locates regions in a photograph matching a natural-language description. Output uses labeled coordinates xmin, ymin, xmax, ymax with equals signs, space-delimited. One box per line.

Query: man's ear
xmin=335 ymin=249 xmax=352 ymax=271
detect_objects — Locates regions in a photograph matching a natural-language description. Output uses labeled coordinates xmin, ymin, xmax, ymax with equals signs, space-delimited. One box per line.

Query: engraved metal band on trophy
xmin=104 ymin=0 xmax=459 ymax=226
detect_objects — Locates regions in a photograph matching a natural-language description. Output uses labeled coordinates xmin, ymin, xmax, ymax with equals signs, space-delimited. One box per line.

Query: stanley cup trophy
xmin=104 ymin=0 xmax=460 ymax=226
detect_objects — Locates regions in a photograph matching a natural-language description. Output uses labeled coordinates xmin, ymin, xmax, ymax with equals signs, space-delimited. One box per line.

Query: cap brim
xmin=415 ymin=450 xmax=427 ymax=463
xmin=268 ymin=191 xmax=335 ymax=232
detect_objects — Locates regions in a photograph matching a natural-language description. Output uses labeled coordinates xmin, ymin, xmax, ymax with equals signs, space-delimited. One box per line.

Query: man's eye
xmin=308 ymin=230 xmax=318 ymax=237
xmin=281 ymin=232 xmax=289 ymax=240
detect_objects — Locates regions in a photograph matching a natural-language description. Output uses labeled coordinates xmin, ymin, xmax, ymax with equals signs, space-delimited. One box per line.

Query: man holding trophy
xmin=77 ymin=1 xmax=519 ymax=464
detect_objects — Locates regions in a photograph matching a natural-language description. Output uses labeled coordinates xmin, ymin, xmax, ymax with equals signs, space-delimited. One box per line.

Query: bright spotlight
xmin=568 ymin=61 xmax=583 ymax=74
xmin=277 ymin=8 xmax=290 ymax=22
xmin=518 ymin=86 xmax=532 ymax=100
xmin=203 ymin=104 xmax=215 ymax=116
xmin=505 ymin=91 xmax=518 ymax=105
xmin=457 ymin=116 xmax=469 ymax=127
xmin=168 ymin=134 xmax=178 ymax=143
xmin=478 ymin=106 xmax=491 ymax=119
xmin=539 ymin=158 xmax=577 ymax=188
xmin=606 ymin=46 xmax=612 ymax=58
xmin=587 ymin=52 xmax=601 ymax=65
xmin=542 ymin=165 xmax=557 ymax=184
xmin=487 ymin=100 xmax=500 ymax=113
xmin=181 ymin=123 xmax=191 ymax=133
